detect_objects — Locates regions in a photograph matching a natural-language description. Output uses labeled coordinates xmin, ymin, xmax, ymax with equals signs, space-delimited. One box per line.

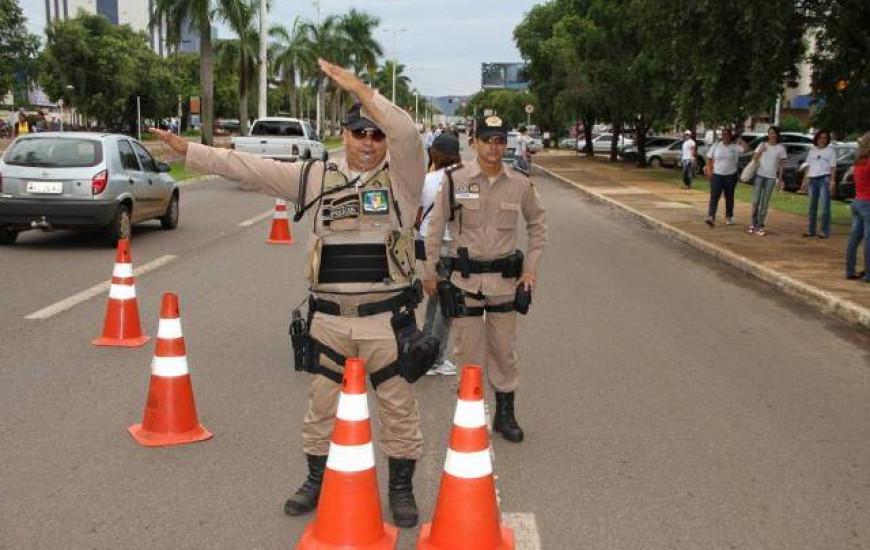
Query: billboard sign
xmin=481 ymin=63 xmax=530 ymax=91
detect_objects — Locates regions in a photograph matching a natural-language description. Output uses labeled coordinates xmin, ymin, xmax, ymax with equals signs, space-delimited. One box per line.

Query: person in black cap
xmin=150 ymin=58 xmax=428 ymax=528
xmin=416 ymin=132 xmax=462 ymax=376
xmin=421 ymin=115 xmax=548 ymax=443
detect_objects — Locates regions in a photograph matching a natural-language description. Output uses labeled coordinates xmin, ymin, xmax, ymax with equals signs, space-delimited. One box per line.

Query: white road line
xmin=25 ymin=255 xmax=177 ymax=320
xmin=503 ymin=513 xmax=542 ymax=550
xmin=239 ymin=209 xmax=274 ymax=227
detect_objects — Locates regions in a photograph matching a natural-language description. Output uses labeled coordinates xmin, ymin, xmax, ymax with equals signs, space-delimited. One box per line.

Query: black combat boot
xmin=388 ymin=457 xmax=419 ymax=528
xmin=493 ymin=391 xmax=524 ymax=442
xmin=284 ymin=454 xmax=327 ymax=516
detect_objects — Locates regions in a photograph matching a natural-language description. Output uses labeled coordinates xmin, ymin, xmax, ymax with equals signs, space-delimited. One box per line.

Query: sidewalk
xmin=535 ymin=151 xmax=870 ymax=331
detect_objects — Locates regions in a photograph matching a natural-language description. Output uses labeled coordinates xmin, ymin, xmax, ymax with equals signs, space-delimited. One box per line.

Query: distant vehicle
xmin=0 ymin=132 xmax=179 ymax=245
xmin=504 ymin=131 xmax=542 ymax=166
xmin=576 ymin=133 xmax=634 ymax=154
xmin=781 ymin=143 xmax=858 ymax=198
xmin=558 ymin=137 xmax=577 ymax=150
xmin=231 ymin=117 xmax=326 ymax=162
xmin=215 ymin=118 xmax=240 ymax=134
xmin=619 ymin=136 xmax=679 ymax=162
xmin=646 ymin=139 xmax=707 ymax=169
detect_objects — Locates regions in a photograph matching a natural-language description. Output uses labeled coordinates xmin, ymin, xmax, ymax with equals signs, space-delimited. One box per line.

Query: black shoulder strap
xmin=444 ymin=162 xmax=463 ymax=222
xmin=420 ymin=203 xmax=435 ymax=222
xmin=293 ymin=170 xmax=359 ymax=222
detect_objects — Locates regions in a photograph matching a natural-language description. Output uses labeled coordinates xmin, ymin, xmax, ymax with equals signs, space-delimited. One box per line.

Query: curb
xmin=536 ymin=163 xmax=870 ymax=332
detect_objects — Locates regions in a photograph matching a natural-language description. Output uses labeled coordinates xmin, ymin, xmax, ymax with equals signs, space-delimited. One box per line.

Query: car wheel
xmin=160 ymin=193 xmax=180 ymax=230
xmin=649 ymin=157 xmax=662 ymax=168
xmin=0 ymin=227 xmax=19 ymax=245
xmin=108 ymin=204 xmax=132 ymax=246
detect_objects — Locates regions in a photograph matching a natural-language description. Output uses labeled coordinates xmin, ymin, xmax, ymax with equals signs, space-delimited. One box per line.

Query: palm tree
xmin=270 ymin=17 xmax=308 ymax=118
xmin=374 ymin=60 xmax=411 ymax=104
xmin=217 ymin=0 xmax=259 ymax=135
xmin=339 ymin=9 xmax=383 ymax=84
xmin=151 ymin=0 xmax=217 ymax=145
xmin=297 ymin=15 xmax=351 ymax=136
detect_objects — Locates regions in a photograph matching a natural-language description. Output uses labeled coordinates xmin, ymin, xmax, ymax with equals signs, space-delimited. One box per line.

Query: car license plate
xmin=27 ymin=181 xmax=63 ymax=194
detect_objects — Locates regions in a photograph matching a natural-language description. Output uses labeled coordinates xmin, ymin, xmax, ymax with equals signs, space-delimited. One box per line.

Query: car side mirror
xmin=156 ymin=162 xmax=171 ymax=173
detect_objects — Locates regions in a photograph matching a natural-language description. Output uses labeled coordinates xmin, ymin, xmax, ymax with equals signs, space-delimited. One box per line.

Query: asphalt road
xmin=2 ymin=160 xmax=869 ymax=549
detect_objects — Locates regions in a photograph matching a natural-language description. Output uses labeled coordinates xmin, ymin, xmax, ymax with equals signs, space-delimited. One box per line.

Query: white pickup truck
xmin=230 ymin=117 xmax=327 ymax=162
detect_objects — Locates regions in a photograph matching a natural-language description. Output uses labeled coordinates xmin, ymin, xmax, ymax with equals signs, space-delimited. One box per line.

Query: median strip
xmin=25 ymin=255 xmax=177 ymax=320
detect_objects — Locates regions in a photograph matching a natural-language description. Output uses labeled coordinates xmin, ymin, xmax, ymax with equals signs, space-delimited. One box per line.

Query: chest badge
xmin=362 ymin=189 xmax=390 ymax=215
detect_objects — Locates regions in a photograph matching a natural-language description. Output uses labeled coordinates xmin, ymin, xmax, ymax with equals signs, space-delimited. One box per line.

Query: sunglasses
xmin=350 ymin=128 xmax=386 ymax=142
xmin=481 ymin=135 xmax=507 ymax=145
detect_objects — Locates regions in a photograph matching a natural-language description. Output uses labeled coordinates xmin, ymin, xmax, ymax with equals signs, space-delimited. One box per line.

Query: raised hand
xmin=148 ymin=127 xmax=189 ymax=154
xmin=318 ymin=58 xmax=373 ymax=102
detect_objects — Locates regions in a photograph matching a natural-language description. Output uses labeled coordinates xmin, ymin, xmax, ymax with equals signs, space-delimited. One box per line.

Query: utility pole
xmin=258 ymin=0 xmax=268 ymax=120
xmin=383 ymin=28 xmax=407 ymax=103
xmin=414 ymin=91 xmax=419 ymax=125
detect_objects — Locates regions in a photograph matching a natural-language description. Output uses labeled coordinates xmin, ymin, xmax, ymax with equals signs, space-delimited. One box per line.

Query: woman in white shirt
xmin=801 ymin=130 xmax=837 ymax=238
xmin=704 ymin=127 xmax=745 ymax=227
xmin=749 ymin=126 xmax=787 ymax=236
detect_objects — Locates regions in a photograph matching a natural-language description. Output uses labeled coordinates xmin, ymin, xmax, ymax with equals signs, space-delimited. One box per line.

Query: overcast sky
xmin=19 ymin=0 xmax=534 ymax=97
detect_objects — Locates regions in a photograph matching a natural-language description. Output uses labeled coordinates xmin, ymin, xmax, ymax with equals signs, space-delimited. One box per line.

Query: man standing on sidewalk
xmin=681 ymin=130 xmax=696 ymax=189
xmin=149 ymin=59 xmax=428 ymax=528
xmin=422 ymin=115 xmax=548 ymax=443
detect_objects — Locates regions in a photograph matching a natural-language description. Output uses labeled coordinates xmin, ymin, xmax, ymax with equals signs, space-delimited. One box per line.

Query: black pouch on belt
xmin=437 ymin=279 xmax=467 ymax=318
xmin=391 ymin=308 xmax=439 ymax=383
xmin=414 ymin=239 xmax=426 ymax=261
xmin=514 ymin=284 xmax=532 ymax=315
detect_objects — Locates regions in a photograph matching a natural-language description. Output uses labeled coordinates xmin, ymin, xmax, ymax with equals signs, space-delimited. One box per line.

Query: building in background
xmin=481 ymin=63 xmax=530 ymax=91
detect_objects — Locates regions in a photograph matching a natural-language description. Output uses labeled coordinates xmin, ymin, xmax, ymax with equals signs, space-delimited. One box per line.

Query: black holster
xmin=437 ymin=279 xmax=467 ymax=319
xmin=390 ymin=307 xmax=439 ymax=384
xmin=514 ymin=284 xmax=532 ymax=315
xmin=289 ymin=307 xmax=310 ymax=372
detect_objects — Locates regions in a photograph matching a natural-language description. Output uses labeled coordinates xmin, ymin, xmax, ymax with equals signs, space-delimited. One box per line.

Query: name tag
xmin=455 ymin=183 xmax=480 ymax=200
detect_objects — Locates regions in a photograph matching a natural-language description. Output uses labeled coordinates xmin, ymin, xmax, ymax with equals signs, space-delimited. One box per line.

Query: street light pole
xmin=258 ymin=0 xmax=268 ymax=119
xmin=383 ymin=28 xmax=406 ymax=103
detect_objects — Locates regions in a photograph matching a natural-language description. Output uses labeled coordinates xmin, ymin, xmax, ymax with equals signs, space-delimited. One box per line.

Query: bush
xmin=779 ymin=115 xmax=806 ymax=133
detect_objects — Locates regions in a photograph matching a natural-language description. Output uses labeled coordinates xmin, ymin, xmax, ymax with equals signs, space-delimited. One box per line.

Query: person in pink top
xmin=845 ymin=132 xmax=870 ymax=281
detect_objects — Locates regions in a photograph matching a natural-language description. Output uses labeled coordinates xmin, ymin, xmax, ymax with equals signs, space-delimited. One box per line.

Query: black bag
xmin=391 ymin=308 xmax=439 ymax=383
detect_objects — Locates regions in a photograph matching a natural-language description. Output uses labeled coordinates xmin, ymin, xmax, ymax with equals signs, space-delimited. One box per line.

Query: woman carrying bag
xmin=748 ymin=126 xmax=787 ymax=236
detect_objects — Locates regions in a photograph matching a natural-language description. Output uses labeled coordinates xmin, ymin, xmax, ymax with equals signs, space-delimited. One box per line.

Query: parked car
xmin=646 ymin=139 xmax=707 ymax=169
xmin=231 ymin=117 xmax=326 ymax=162
xmin=780 ymin=143 xmax=858 ymax=198
xmin=736 ymin=143 xmax=813 ymax=186
xmin=0 ymin=132 xmax=179 ymax=245
xmin=558 ymin=137 xmax=577 ymax=150
xmin=619 ymin=136 xmax=679 ymax=162
xmin=577 ymin=133 xmax=634 ymax=154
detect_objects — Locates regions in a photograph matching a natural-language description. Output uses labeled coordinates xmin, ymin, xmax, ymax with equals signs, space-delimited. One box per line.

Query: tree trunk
xmin=636 ymin=117 xmax=649 ymax=168
xmin=316 ymin=79 xmax=324 ymax=137
xmin=200 ymin=25 xmax=215 ymax=146
xmin=610 ymin=123 xmax=621 ymax=162
xmin=239 ymin=56 xmax=249 ymax=136
xmin=583 ymin=115 xmax=595 ymax=159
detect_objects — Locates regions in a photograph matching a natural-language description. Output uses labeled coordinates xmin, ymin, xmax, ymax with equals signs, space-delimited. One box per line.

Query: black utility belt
xmin=440 ymin=248 xmax=524 ymax=279
xmin=310 ymin=283 xmax=422 ymax=318
xmin=436 ymin=280 xmax=532 ymax=318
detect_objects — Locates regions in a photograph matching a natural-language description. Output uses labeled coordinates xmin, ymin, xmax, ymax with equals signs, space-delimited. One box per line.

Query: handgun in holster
xmin=456 ymin=247 xmax=471 ymax=279
xmin=289 ymin=308 xmax=309 ymax=372
xmin=437 ymin=279 xmax=467 ymax=318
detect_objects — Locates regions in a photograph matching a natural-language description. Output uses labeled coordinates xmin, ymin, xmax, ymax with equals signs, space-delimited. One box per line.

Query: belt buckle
xmin=343 ymin=303 xmax=359 ymax=317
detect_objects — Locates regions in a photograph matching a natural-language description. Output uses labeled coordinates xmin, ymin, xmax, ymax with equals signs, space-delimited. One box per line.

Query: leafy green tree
xmin=806 ymin=0 xmax=870 ymax=135
xmin=0 ymin=0 xmax=40 ymax=104
xmin=270 ymin=17 xmax=309 ymax=118
xmin=340 ymin=9 xmax=382 ymax=84
xmin=217 ymin=0 xmax=260 ymax=135
xmin=297 ymin=14 xmax=350 ymax=135
xmin=39 ymin=12 xmax=144 ymax=126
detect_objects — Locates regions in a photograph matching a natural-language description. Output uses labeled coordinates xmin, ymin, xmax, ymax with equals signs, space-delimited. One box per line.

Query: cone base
xmin=416 ymin=523 xmax=514 ymax=550
xmin=266 ymin=238 xmax=294 ymax=245
xmin=296 ymin=522 xmax=397 ymax=550
xmin=127 ymin=423 xmax=213 ymax=447
xmin=92 ymin=335 xmax=151 ymax=347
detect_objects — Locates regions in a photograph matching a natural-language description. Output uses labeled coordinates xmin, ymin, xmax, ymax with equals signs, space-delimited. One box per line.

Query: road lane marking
xmin=239 ymin=209 xmax=274 ymax=227
xmin=503 ymin=513 xmax=542 ymax=550
xmin=25 ymin=255 xmax=177 ymax=320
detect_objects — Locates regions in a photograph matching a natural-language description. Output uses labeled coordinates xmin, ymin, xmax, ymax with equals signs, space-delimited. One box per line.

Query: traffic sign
xmin=524 ymin=104 xmax=534 ymax=115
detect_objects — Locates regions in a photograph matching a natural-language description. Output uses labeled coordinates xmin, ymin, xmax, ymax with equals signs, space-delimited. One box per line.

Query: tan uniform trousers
xmin=302 ymin=311 xmax=423 ymax=459
xmin=451 ymin=294 xmax=519 ymax=393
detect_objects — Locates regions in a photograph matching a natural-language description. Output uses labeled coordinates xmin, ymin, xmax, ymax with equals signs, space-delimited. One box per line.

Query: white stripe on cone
xmin=151 ymin=355 xmax=190 ymax=377
xmin=108 ymin=283 xmax=136 ymax=300
xmin=336 ymin=393 xmax=369 ymax=421
xmin=113 ymin=263 xmax=133 ymax=278
xmin=273 ymin=211 xmax=288 ymax=219
xmin=157 ymin=318 xmax=183 ymax=339
xmin=326 ymin=442 xmax=375 ymax=472
xmin=453 ymin=399 xmax=486 ymax=429
xmin=444 ymin=448 xmax=493 ymax=479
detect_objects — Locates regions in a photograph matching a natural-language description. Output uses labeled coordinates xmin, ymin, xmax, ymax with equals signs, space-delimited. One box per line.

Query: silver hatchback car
xmin=0 ymin=132 xmax=179 ymax=245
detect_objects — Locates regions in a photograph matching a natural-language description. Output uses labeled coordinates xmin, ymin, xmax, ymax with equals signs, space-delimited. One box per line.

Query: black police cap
xmin=475 ymin=115 xmax=508 ymax=140
xmin=343 ymin=102 xmax=381 ymax=131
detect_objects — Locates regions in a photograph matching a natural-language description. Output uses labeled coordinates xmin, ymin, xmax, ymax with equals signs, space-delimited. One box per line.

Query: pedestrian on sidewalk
xmin=681 ymin=130 xmax=696 ymax=189
xmin=705 ymin=127 xmax=744 ymax=227
xmin=845 ymin=132 xmax=870 ymax=282
xmin=515 ymin=126 xmax=531 ymax=172
xmin=416 ymin=132 xmax=461 ymax=376
xmin=801 ymin=130 xmax=837 ymax=238
xmin=748 ymin=126 xmax=787 ymax=236
xmin=422 ymin=115 xmax=548 ymax=444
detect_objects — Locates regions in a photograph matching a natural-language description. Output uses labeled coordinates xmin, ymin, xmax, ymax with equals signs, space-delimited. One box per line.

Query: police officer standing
xmin=150 ymin=59 xmax=430 ymax=528
xmin=422 ymin=115 xmax=548 ymax=442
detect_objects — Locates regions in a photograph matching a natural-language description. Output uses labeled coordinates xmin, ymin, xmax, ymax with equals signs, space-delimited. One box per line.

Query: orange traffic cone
xmin=416 ymin=365 xmax=515 ymax=550
xmin=296 ymin=358 xmax=397 ymax=550
xmin=92 ymin=238 xmax=150 ymax=347
xmin=128 ymin=293 xmax=212 ymax=447
xmin=266 ymin=198 xmax=294 ymax=244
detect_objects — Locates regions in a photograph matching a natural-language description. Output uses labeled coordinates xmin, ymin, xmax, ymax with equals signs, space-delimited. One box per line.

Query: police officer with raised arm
xmin=150 ymin=59 xmax=434 ymax=528
xmin=422 ymin=115 xmax=548 ymax=443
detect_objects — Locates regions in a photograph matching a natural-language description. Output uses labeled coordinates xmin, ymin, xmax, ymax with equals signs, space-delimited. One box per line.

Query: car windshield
xmin=251 ymin=120 xmax=304 ymax=137
xmin=4 ymin=137 xmax=103 ymax=167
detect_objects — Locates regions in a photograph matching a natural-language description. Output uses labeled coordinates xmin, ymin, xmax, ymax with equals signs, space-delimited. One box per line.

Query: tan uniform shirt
xmin=185 ymin=92 xmax=424 ymax=340
xmin=423 ymin=159 xmax=547 ymax=297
